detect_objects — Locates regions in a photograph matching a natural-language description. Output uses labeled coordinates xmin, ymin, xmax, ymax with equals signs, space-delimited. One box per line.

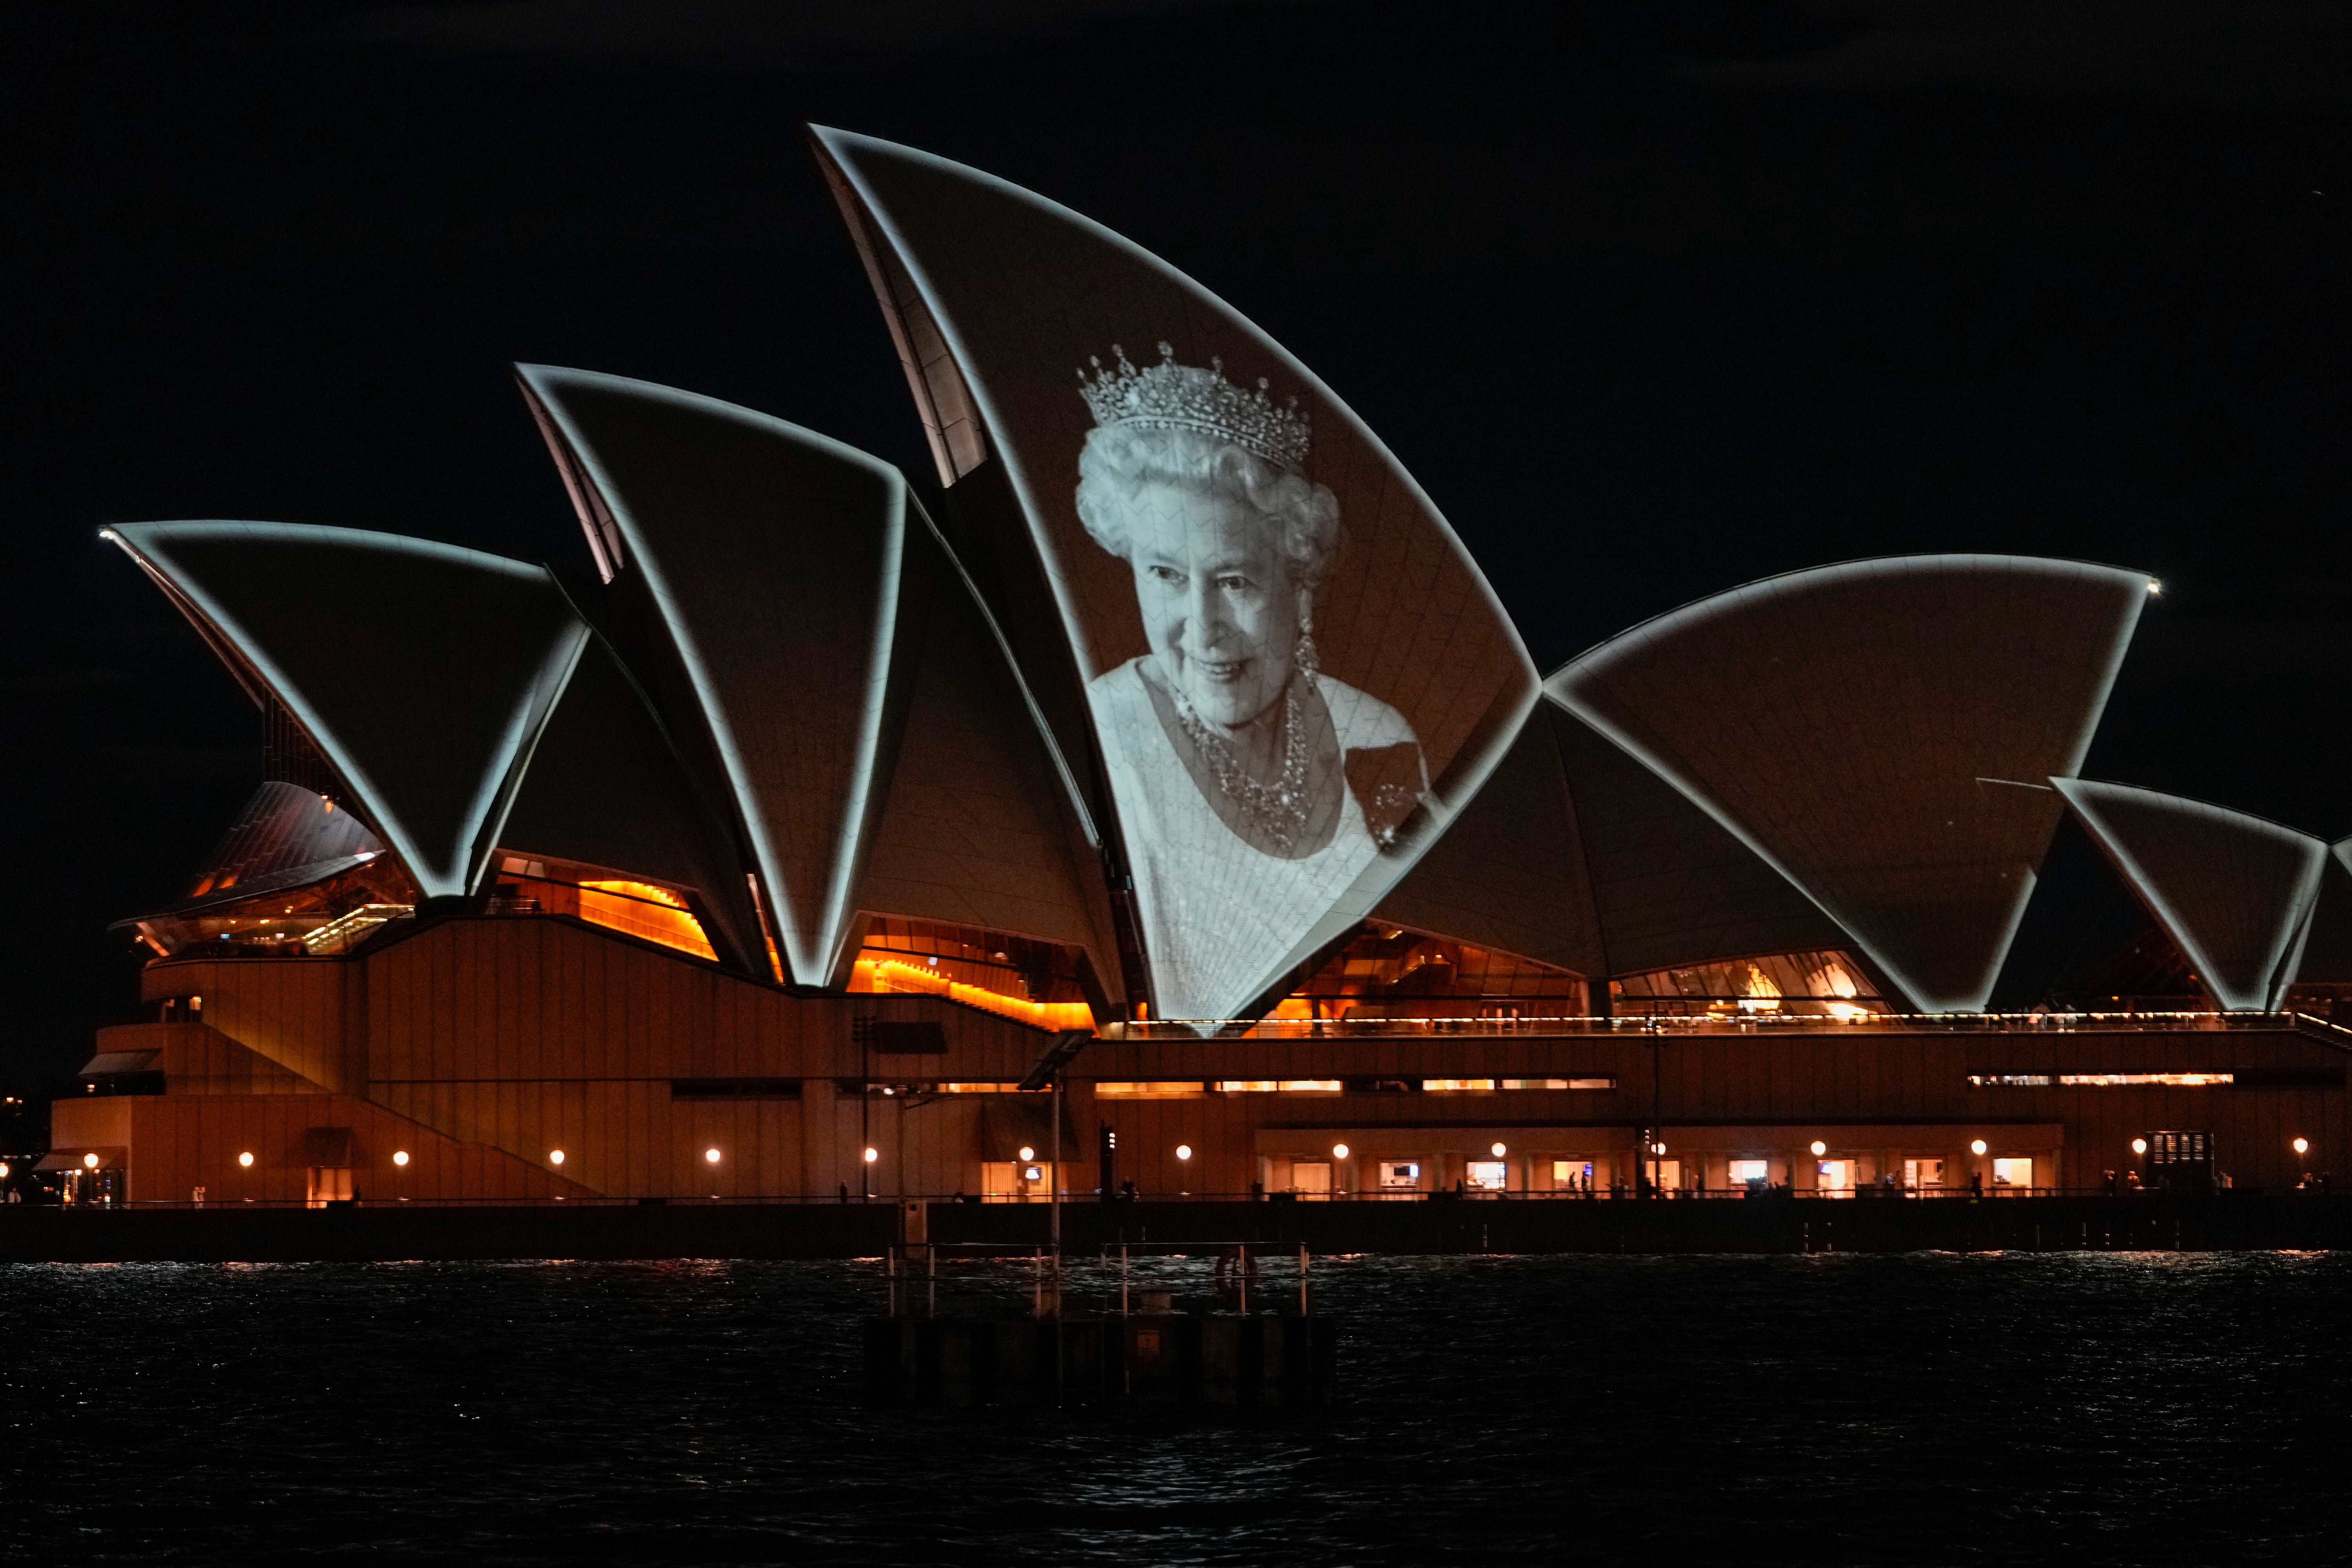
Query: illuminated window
xmin=575 ymin=881 xmax=716 ymax=961
xmin=847 ymin=917 xmax=1096 ymax=1033
xmin=1465 ymin=1160 xmax=1508 ymax=1191
xmin=1728 ymin=1158 xmax=1770 ymax=1187
xmin=1552 ymin=1160 xmax=1594 ymax=1187
xmin=1270 ymin=924 xmax=1587 ymax=1023
xmin=1968 ymin=1073 xmax=2232 ymax=1088
xmin=1499 ymin=1077 xmax=1615 ymax=1091
xmin=1611 ymin=950 xmax=1884 ymax=1017
xmin=1993 ymin=1157 xmax=2035 ymax=1190
xmin=1094 ymin=1082 xmax=1204 ymax=1099
xmin=1421 ymin=1079 xmax=1495 ymax=1092
xmin=1904 ymin=1158 xmax=1946 ymax=1189
xmin=1379 ymin=1160 xmax=1421 ymax=1188
xmin=1214 ymin=1080 xmax=1342 ymax=1094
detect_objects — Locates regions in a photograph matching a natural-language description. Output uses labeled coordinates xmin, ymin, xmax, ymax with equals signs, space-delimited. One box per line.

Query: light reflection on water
xmin=5 ymin=1251 xmax=2349 ymax=1564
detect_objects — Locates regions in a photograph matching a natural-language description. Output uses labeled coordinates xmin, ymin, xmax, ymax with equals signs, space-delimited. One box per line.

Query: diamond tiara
xmin=1078 ymin=342 xmax=1312 ymax=473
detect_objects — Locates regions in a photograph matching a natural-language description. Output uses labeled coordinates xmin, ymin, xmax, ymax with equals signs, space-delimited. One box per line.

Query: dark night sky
xmin=5 ymin=0 xmax=2350 ymax=1097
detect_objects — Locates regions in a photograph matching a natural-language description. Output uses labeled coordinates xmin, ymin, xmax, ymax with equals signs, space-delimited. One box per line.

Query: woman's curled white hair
xmin=1076 ymin=423 xmax=1341 ymax=589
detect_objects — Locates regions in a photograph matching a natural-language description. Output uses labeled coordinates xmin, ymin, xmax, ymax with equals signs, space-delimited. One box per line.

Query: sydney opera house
xmin=45 ymin=129 xmax=2352 ymax=1208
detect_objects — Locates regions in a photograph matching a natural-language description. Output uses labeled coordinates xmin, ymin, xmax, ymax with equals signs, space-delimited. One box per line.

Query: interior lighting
xmin=1971 ymin=1140 xmax=1989 ymax=1156
xmin=2131 ymin=1138 xmax=2147 ymax=1156
xmin=549 ymin=1149 xmax=566 ymax=1165
xmin=82 ymin=1153 xmax=98 ymax=1169
xmin=1490 ymin=1142 xmax=1506 ymax=1158
xmin=392 ymin=1151 xmax=409 ymax=1167
xmin=1652 ymin=1142 xmax=1666 ymax=1156
xmin=0 ymin=1163 xmax=9 ymax=1179
xmin=238 ymin=1152 xmax=254 ymax=1167
xmin=2294 ymin=1137 xmax=2310 ymax=1155
xmin=706 ymin=1147 xmax=723 ymax=1164
xmin=1334 ymin=1143 xmax=1351 ymax=1160
xmin=1810 ymin=1140 xmax=1828 ymax=1157
xmin=1176 ymin=1144 xmax=1192 ymax=1161
xmin=862 ymin=1146 xmax=878 ymax=1164
xmin=1018 ymin=1146 xmax=1035 ymax=1162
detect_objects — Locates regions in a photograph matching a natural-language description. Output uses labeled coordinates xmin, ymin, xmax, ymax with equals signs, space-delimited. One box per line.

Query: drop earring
xmin=1294 ymin=610 xmax=1319 ymax=681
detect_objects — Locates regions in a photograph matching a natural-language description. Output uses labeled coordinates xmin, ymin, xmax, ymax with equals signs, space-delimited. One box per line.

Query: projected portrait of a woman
xmin=1077 ymin=343 xmax=1429 ymax=1020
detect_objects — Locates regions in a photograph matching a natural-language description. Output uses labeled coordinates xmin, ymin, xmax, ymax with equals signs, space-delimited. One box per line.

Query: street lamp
xmin=861 ymin=1146 xmax=877 ymax=1164
xmin=2131 ymin=1138 xmax=2147 ymax=1157
xmin=1490 ymin=1142 xmax=1506 ymax=1158
xmin=1018 ymin=1145 xmax=1035 ymax=1163
xmin=392 ymin=1150 xmax=409 ymax=1167
xmin=1810 ymin=1140 xmax=1827 ymax=1157
xmin=1175 ymin=1144 xmax=1192 ymax=1162
xmin=549 ymin=1149 xmax=565 ymax=1165
xmin=2294 ymin=1137 xmax=2310 ymax=1156
xmin=1334 ymin=1143 xmax=1351 ymax=1160
xmin=238 ymin=1151 xmax=254 ymax=1167
xmin=1971 ymin=1139 xmax=1989 ymax=1157
xmin=705 ymin=1147 xmax=722 ymax=1164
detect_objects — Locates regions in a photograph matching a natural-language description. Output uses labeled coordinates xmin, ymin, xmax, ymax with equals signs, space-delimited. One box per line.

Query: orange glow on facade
xmin=850 ymin=955 xmax=1094 ymax=1033
xmin=576 ymin=881 xmax=717 ymax=961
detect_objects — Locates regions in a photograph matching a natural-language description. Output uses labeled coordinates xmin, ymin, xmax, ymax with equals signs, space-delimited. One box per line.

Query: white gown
xmin=1088 ymin=656 xmax=1416 ymax=1022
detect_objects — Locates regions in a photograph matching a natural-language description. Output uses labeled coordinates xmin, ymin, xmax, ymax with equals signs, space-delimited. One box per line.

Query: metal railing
xmin=1100 ymin=1009 xmax=2298 ymax=1041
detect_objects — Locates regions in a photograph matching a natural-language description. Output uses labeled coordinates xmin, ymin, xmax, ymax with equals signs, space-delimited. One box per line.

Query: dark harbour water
xmin=7 ymin=1252 xmax=2350 ymax=1566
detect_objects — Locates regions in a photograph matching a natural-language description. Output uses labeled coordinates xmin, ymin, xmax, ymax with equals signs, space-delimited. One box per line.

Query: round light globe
xmin=2131 ymin=1138 xmax=2147 ymax=1157
xmin=392 ymin=1150 xmax=409 ymax=1167
xmin=237 ymin=1151 xmax=254 ymax=1168
xmin=1176 ymin=1144 xmax=1192 ymax=1161
xmin=1490 ymin=1142 xmax=1506 ymax=1158
xmin=82 ymin=1153 xmax=98 ymax=1170
xmin=549 ymin=1149 xmax=565 ymax=1165
xmin=1810 ymin=1140 xmax=1827 ymax=1157
xmin=1018 ymin=1146 xmax=1035 ymax=1163
xmin=861 ymin=1146 xmax=877 ymax=1164
xmin=1972 ymin=1139 xmax=1989 ymax=1157
xmin=2294 ymin=1137 xmax=2310 ymax=1156
xmin=706 ymin=1147 xmax=722 ymax=1164
xmin=1334 ymin=1143 xmax=1351 ymax=1160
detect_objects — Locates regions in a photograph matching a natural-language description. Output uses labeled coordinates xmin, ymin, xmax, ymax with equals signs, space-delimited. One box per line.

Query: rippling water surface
xmin=7 ymin=1250 xmax=2349 ymax=1564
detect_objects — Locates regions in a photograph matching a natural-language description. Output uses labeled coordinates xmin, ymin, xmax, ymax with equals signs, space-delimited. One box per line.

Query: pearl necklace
xmin=1169 ymin=678 xmax=1312 ymax=853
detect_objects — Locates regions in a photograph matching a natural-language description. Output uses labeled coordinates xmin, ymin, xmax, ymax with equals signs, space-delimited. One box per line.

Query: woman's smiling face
xmin=1122 ymin=479 xmax=1299 ymax=729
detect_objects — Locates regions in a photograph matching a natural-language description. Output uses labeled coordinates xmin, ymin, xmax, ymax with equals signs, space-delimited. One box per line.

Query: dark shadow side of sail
xmin=1371 ymin=700 xmax=1606 ymax=979
xmin=855 ymin=511 xmax=1127 ymax=1002
xmin=1549 ymin=702 xmax=1849 ymax=978
xmin=515 ymin=366 xmax=908 ymax=986
xmin=1549 ymin=555 xmax=2148 ymax=1011
xmin=2294 ymin=840 xmax=2352 ymax=986
xmin=2052 ymin=779 xmax=2326 ymax=1011
xmin=106 ymin=522 xmax=587 ymax=900
xmin=497 ymin=634 xmax=766 ymax=973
